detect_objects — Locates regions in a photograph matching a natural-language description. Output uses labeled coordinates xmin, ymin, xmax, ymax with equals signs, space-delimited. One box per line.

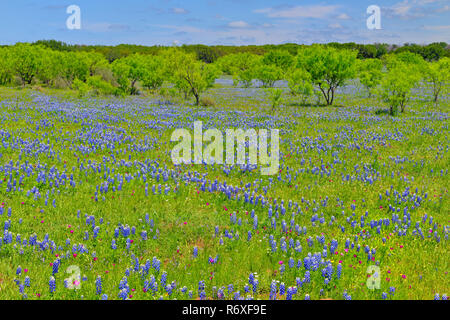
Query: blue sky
xmin=0 ymin=0 xmax=449 ymax=45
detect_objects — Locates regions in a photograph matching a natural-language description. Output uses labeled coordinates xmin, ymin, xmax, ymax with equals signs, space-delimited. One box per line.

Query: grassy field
xmin=0 ymin=83 xmax=448 ymax=300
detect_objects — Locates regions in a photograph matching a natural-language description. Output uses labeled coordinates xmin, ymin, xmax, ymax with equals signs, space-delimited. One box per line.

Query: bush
xmin=52 ymin=77 xmax=70 ymax=89
xmin=200 ymin=96 xmax=215 ymax=107
xmin=86 ymin=76 xmax=116 ymax=96
xmin=267 ymin=88 xmax=283 ymax=110
xmin=95 ymin=67 xmax=116 ymax=85
xmin=72 ymin=78 xmax=91 ymax=97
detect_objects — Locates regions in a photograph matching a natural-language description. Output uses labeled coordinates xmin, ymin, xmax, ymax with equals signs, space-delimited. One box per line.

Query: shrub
xmin=72 ymin=78 xmax=91 ymax=97
xmin=200 ymin=96 xmax=215 ymax=107
xmin=86 ymin=76 xmax=116 ymax=96
xmin=267 ymin=88 xmax=283 ymax=110
xmin=52 ymin=77 xmax=70 ymax=89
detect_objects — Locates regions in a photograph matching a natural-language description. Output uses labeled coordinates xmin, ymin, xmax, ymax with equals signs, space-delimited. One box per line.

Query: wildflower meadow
xmin=0 ymin=75 xmax=447 ymax=300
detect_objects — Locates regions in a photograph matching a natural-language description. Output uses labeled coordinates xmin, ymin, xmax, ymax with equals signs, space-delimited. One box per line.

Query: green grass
xmin=0 ymin=84 xmax=448 ymax=300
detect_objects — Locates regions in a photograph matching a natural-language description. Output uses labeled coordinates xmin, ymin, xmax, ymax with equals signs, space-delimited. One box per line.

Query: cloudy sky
xmin=0 ymin=0 xmax=449 ymax=45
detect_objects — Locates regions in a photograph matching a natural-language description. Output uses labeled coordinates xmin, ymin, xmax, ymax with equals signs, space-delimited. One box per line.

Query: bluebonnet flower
xmin=304 ymin=256 xmax=311 ymax=270
xmin=286 ymin=287 xmax=293 ymax=300
xmin=161 ymin=271 xmax=167 ymax=288
xmin=165 ymin=285 xmax=173 ymax=296
xmin=152 ymin=257 xmax=160 ymax=273
xmin=269 ymin=280 xmax=277 ymax=300
xmin=248 ymin=273 xmax=254 ymax=285
xmin=252 ymin=279 xmax=258 ymax=293
xmin=305 ymin=271 xmax=311 ymax=283
xmin=279 ymin=283 xmax=285 ymax=295
xmin=52 ymin=259 xmax=60 ymax=275
xmin=118 ymin=289 xmax=128 ymax=300
xmin=270 ymin=239 xmax=277 ymax=252
xmin=337 ymin=263 xmax=342 ymax=279
xmin=96 ymin=276 xmax=102 ymax=295
xmin=326 ymin=263 xmax=333 ymax=279
xmin=289 ymin=257 xmax=294 ymax=268
xmin=280 ymin=264 xmax=285 ymax=275
xmin=24 ymin=276 xmax=31 ymax=287
xmin=49 ymin=276 xmax=56 ymax=293
xmin=389 ymin=287 xmax=395 ymax=295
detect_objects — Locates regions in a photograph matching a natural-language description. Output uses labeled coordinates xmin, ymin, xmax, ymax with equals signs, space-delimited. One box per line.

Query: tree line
xmin=0 ymin=42 xmax=448 ymax=115
xmin=7 ymin=40 xmax=449 ymax=63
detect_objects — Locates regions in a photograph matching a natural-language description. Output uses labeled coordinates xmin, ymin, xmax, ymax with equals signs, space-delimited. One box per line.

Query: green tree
xmin=10 ymin=43 xmax=41 ymax=85
xmin=381 ymin=59 xmax=421 ymax=115
xmin=141 ymin=55 xmax=165 ymax=91
xmin=111 ymin=54 xmax=146 ymax=94
xmin=357 ymin=58 xmax=383 ymax=97
xmin=59 ymin=51 xmax=90 ymax=86
xmin=297 ymin=45 xmax=357 ymax=105
xmin=262 ymin=50 xmax=295 ymax=71
xmin=0 ymin=47 xmax=13 ymax=85
xmin=164 ymin=49 xmax=220 ymax=105
xmin=36 ymin=47 xmax=63 ymax=86
xmin=287 ymin=69 xmax=313 ymax=104
xmin=217 ymin=53 xmax=260 ymax=87
xmin=253 ymin=64 xmax=283 ymax=88
xmin=424 ymin=57 xmax=450 ymax=102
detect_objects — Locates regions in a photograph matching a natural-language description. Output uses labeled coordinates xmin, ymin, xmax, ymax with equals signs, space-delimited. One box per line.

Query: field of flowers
xmin=0 ymin=83 xmax=448 ymax=300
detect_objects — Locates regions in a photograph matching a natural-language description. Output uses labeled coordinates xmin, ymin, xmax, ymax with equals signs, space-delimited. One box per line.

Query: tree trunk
xmin=319 ymin=85 xmax=331 ymax=105
xmin=330 ymin=88 xmax=335 ymax=105
xmin=193 ymin=92 xmax=199 ymax=105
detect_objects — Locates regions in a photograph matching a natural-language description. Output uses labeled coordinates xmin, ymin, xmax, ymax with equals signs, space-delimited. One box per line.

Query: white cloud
xmin=392 ymin=1 xmax=412 ymax=16
xmin=254 ymin=5 xmax=339 ymax=19
xmin=228 ymin=21 xmax=249 ymax=28
xmin=171 ymin=7 xmax=189 ymax=14
xmin=383 ymin=0 xmax=449 ymax=19
xmin=435 ymin=5 xmax=449 ymax=13
xmin=423 ymin=25 xmax=450 ymax=30
xmin=328 ymin=23 xmax=343 ymax=29
xmin=156 ymin=24 xmax=204 ymax=33
xmin=337 ymin=13 xmax=351 ymax=20
xmin=83 ymin=22 xmax=130 ymax=32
